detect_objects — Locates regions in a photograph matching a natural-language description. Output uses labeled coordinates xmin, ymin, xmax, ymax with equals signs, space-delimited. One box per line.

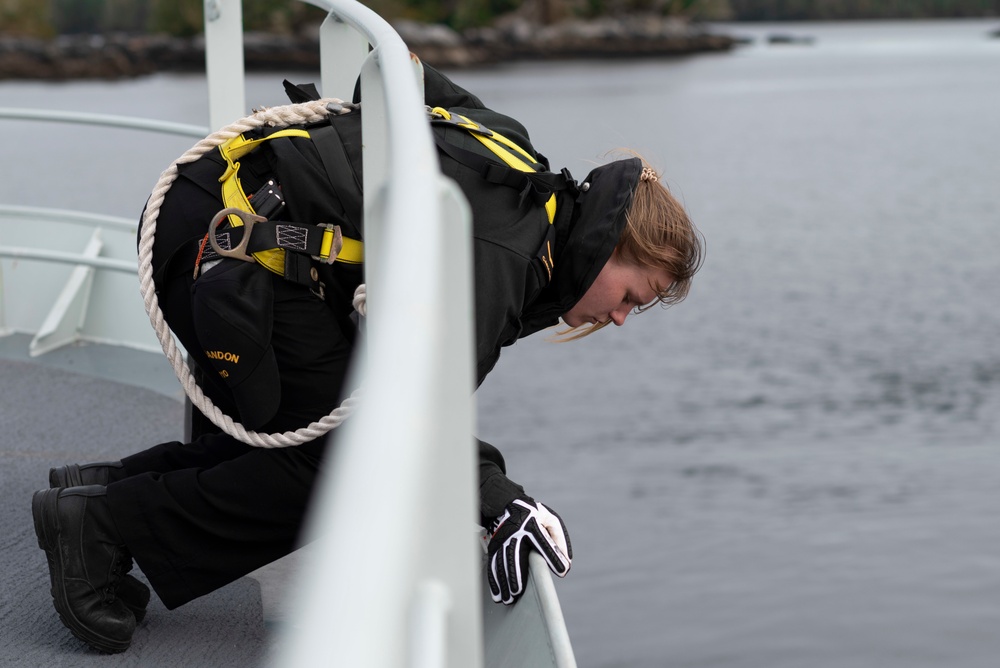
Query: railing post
xmin=357 ymin=48 xmax=388 ymax=321
xmin=320 ymin=14 xmax=370 ymax=100
xmin=204 ymin=0 xmax=247 ymax=129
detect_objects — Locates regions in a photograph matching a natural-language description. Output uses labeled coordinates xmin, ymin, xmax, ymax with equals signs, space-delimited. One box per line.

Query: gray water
xmin=3 ymin=18 xmax=1000 ymax=668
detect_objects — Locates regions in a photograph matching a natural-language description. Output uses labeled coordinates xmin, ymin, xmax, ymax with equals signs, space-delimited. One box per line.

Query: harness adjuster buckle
xmin=209 ymin=207 xmax=265 ymax=263
xmin=312 ymin=224 xmax=343 ymax=265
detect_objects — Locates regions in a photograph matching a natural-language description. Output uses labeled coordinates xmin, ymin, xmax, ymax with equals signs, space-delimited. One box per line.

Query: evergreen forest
xmin=3 ymin=0 xmax=998 ymax=38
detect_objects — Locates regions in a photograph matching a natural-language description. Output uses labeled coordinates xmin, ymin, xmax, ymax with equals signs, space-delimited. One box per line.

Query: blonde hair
xmin=556 ymin=156 xmax=703 ymax=341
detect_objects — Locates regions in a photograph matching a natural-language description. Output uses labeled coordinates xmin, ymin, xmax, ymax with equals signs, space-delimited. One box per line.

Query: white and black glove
xmin=486 ymin=495 xmax=573 ymax=605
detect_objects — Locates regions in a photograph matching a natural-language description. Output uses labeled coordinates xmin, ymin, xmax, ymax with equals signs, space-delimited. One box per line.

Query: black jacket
xmin=157 ymin=65 xmax=641 ymax=522
xmin=412 ymin=67 xmax=642 ymax=518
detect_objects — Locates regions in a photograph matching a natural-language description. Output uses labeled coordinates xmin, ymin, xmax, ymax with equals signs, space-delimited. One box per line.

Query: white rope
xmin=352 ymin=283 xmax=368 ymax=317
xmin=137 ymin=99 xmax=364 ymax=448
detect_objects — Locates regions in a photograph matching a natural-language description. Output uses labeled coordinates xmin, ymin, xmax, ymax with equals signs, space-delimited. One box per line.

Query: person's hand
xmin=486 ymin=495 xmax=572 ymax=605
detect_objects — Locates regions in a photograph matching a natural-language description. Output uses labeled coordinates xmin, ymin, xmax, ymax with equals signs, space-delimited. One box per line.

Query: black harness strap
xmin=201 ymin=219 xmax=336 ymax=265
xmin=309 ymin=123 xmax=364 ymax=231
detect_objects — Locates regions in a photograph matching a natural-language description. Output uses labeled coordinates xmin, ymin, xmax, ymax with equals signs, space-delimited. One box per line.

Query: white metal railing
xmin=0 ymin=205 xmax=138 ymax=273
xmin=0 ymin=245 xmax=134 ymax=273
xmin=255 ymin=1 xmax=481 ymax=665
xmin=0 ymin=108 xmax=207 ymax=137
xmin=0 ymin=109 xmax=207 ymax=354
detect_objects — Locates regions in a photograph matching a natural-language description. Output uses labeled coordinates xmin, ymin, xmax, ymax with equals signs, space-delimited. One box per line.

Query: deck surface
xmin=0 ymin=338 xmax=281 ymax=665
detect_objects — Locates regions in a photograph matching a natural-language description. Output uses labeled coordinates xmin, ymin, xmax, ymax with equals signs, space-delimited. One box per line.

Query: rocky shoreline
xmin=0 ymin=16 xmax=736 ymax=81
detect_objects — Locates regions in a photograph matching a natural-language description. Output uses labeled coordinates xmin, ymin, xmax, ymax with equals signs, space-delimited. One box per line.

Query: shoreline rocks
xmin=0 ymin=16 xmax=736 ymax=81
xmin=399 ymin=15 xmax=736 ymax=68
xmin=0 ymin=33 xmax=203 ymax=80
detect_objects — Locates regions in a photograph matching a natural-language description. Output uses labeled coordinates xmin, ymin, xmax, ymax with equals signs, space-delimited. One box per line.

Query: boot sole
xmin=32 ymin=489 xmax=132 ymax=654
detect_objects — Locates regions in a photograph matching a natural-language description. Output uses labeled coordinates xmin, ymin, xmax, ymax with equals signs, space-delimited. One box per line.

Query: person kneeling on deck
xmin=30 ymin=64 xmax=702 ymax=653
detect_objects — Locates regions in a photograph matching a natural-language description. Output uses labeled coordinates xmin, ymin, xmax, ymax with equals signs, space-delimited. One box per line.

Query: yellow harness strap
xmin=334 ymin=237 xmax=363 ymax=265
xmin=430 ymin=107 xmax=557 ymax=226
xmin=216 ymin=129 xmax=364 ymax=275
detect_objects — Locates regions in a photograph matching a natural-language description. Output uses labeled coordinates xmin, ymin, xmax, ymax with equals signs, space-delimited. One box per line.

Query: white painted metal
xmin=204 ymin=0 xmax=247 ymax=130
xmin=28 ymin=229 xmax=102 ymax=356
xmin=409 ymin=581 xmax=452 ymax=668
xmin=481 ymin=552 xmax=579 ymax=668
xmin=318 ymin=14 xmax=370 ymax=101
xmin=274 ymin=2 xmax=481 ymax=664
xmin=0 ymin=108 xmax=207 ymax=138
xmin=529 ymin=553 xmax=578 ymax=667
xmin=0 ymin=119 xmax=194 ymax=349
xmin=0 ymin=246 xmax=134 ymax=273
xmin=0 ymin=206 xmax=159 ymax=351
xmin=0 ymin=205 xmax=139 ymax=231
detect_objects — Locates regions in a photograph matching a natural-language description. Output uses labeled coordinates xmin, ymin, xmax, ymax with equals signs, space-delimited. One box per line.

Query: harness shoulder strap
xmin=218 ymin=129 xmax=310 ymax=179
xmin=429 ymin=107 xmax=570 ymax=225
xmin=429 ymin=107 xmax=575 ymax=281
xmin=308 ymin=123 xmax=365 ymax=244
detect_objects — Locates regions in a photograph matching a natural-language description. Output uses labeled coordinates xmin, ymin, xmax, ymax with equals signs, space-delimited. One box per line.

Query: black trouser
xmin=106 ymin=166 xmax=355 ymax=610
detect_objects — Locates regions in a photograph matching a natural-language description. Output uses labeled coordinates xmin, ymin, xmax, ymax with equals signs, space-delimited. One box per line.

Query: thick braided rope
xmin=138 ymin=99 xmax=363 ymax=448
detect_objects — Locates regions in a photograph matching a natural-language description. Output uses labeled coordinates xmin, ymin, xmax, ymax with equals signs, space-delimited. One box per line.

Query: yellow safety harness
xmin=429 ymin=108 xmax=557 ymax=225
xmin=206 ymin=108 xmax=569 ymax=284
xmin=429 ymin=107 xmax=568 ymax=280
xmin=214 ymin=128 xmax=364 ymax=278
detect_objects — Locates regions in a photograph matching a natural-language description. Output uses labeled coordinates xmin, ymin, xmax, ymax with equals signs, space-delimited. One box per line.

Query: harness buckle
xmin=427 ymin=106 xmax=494 ymax=137
xmin=209 ymin=207 xmax=266 ymax=263
xmin=312 ymin=224 xmax=343 ymax=265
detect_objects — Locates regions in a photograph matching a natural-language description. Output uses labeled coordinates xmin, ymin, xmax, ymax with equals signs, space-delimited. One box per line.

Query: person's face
xmin=561 ymin=254 xmax=672 ymax=328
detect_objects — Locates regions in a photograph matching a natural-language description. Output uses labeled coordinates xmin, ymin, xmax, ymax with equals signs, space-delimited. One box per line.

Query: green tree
xmin=242 ymin=0 xmax=327 ymax=34
xmin=148 ymin=0 xmax=201 ymax=36
xmin=726 ymin=0 xmax=1000 ymax=19
xmin=51 ymin=0 xmax=103 ymax=33
xmin=102 ymin=0 xmax=149 ymax=32
xmin=0 ymin=0 xmax=53 ymax=37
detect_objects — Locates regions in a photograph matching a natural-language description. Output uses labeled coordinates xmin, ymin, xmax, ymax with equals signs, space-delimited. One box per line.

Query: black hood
xmin=521 ymin=157 xmax=642 ymax=334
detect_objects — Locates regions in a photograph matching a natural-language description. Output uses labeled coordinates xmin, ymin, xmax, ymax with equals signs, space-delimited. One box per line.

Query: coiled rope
xmin=137 ymin=99 xmax=363 ymax=448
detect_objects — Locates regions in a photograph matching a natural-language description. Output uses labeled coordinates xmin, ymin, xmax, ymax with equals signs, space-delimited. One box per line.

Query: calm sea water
xmin=3 ymin=18 xmax=999 ymax=668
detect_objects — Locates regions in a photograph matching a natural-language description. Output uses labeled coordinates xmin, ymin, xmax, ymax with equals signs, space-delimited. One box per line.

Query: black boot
xmin=116 ymin=575 xmax=150 ymax=625
xmin=32 ymin=485 xmax=136 ymax=653
xmin=49 ymin=461 xmax=126 ymax=488
xmin=48 ymin=462 xmax=150 ymax=623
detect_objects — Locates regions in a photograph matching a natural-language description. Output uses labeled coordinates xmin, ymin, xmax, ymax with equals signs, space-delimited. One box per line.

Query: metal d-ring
xmin=208 ymin=207 xmax=266 ymax=263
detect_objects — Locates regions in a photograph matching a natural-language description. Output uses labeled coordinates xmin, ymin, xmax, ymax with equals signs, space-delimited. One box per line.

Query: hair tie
xmin=640 ymin=167 xmax=658 ymax=183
